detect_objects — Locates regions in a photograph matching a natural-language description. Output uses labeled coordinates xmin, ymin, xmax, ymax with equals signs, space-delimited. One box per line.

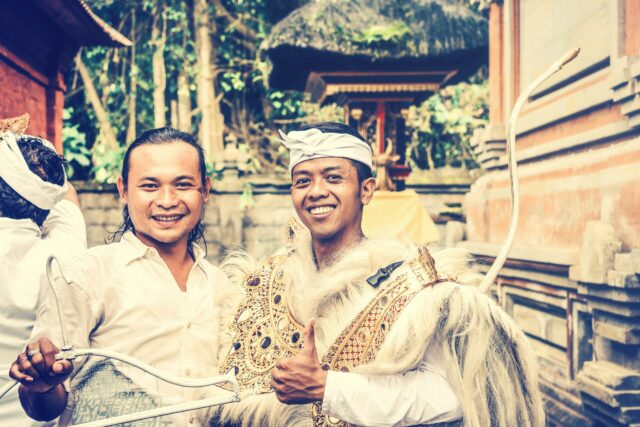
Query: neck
xmin=134 ymin=232 xmax=194 ymax=292
xmin=312 ymin=228 xmax=365 ymax=270
xmin=134 ymin=231 xmax=193 ymax=264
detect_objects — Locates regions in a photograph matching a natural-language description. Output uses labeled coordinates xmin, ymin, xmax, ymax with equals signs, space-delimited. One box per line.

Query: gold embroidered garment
xmin=219 ymin=246 xmax=441 ymax=425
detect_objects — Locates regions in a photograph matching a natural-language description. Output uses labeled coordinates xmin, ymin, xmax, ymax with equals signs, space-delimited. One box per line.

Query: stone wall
xmin=75 ymin=178 xmax=467 ymax=263
xmin=467 ymin=2 xmax=640 ymax=425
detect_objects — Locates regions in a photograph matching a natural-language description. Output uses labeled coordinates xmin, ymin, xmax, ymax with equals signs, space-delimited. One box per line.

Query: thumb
xmin=302 ymin=319 xmax=317 ymax=358
xmin=51 ymin=360 xmax=73 ymax=376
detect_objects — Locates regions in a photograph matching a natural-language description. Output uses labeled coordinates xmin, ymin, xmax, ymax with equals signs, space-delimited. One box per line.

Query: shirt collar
xmin=120 ymin=231 xmax=207 ymax=267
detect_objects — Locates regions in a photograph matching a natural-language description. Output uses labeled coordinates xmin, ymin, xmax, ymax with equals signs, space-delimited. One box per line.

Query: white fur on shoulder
xmin=210 ymin=240 xmax=544 ymax=427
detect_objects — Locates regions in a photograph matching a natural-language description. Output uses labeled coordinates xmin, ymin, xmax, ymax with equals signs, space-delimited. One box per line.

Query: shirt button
xmin=188 ymin=416 xmax=195 ymax=424
xmin=186 ymin=321 xmax=192 ymax=329
xmin=185 ymin=368 xmax=191 ymax=376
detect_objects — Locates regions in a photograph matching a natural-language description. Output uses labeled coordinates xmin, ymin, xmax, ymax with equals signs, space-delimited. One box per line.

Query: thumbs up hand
xmin=271 ymin=319 xmax=328 ymax=404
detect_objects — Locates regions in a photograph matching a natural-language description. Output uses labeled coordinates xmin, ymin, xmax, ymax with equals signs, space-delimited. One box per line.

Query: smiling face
xmin=291 ymin=157 xmax=375 ymax=246
xmin=117 ymin=141 xmax=211 ymax=251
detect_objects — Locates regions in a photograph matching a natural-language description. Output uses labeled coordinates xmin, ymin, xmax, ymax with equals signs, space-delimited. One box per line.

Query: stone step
xmin=580 ymin=361 xmax=640 ymax=390
xmin=577 ymin=374 xmax=640 ymax=407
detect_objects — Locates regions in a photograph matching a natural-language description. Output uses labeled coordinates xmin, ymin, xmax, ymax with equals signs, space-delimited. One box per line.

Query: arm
xmin=271 ymin=322 xmax=462 ymax=426
xmin=41 ymin=183 xmax=87 ymax=249
xmin=321 ymin=364 xmax=462 ymax=427
xmin=63 ymin=182 xmax=80 ymax=208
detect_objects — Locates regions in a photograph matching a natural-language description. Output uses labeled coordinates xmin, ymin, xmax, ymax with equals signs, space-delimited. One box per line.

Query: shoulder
xmin=60 ymin=242 xmax=123 ymax=283
xmin=199 ymin=259 xmax=233 ymax=287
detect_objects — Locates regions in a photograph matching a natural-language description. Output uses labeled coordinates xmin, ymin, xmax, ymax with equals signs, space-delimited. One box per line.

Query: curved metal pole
xmin=479 ymin=48 xmax=580 ymax=293
xmin=67 ymin=348 xmax=239 ymax=389
xmin=0 ymin=381 xmax=17 ymax=400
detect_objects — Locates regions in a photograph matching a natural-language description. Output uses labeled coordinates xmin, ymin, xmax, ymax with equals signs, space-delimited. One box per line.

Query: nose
xmin=308 ymin=180 xmax=329 ymax=201
xmin=155 ymin=186 xmax=179 ymax=209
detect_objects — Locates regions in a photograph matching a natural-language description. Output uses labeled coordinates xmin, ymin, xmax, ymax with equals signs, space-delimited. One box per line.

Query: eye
xmin=327 ymin=174 xmax=342 ymax=182
xmin=176 ymin=181 xmax=194 ymax=189
xmin=294 ymin=177 xmax=310 ymax=187
xmin=139 ymin=183 xmax=158 ymax=190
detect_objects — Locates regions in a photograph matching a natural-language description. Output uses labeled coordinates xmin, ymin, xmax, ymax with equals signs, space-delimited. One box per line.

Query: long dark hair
xmin=108 ymin=127 xmax=208 ymax=250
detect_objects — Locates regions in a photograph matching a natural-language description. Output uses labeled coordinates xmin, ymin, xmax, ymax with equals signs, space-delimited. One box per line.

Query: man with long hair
xmin=9 ymin=128 xmax=235 ymax=425
xmin=0 ymin=130 xmax=86 ymax=427
xmin=213 ymin=122 xmax=545 ymax=427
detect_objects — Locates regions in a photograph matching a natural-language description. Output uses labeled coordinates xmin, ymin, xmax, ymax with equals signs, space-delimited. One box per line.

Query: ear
xmin=116 ymin=176 xmax=127 ymax=204
xmin=203 ymin=176 xmax=212 ymax=202
xmin=360 ymin=177 xmax=376 ymax=205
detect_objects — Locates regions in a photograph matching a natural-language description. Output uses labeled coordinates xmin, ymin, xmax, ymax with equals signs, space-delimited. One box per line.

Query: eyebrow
xmin=137 ymin=175 xmax=197 ymax=182
xmin=292 ymin=166 xmax=344 ymax=177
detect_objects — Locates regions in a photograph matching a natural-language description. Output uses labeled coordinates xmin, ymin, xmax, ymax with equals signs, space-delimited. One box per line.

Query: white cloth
xmin=0 ymin=200 xmax=87 ymax=427
xmin=279 ymin=128 xmax=373 ymax=174
xmin=30 ymin=232 xmax=232 ymax=426
xmin=0 ymin=132 xmax=68 ymax=209
xmin=322 ymin=342 xmax=462 ymax=426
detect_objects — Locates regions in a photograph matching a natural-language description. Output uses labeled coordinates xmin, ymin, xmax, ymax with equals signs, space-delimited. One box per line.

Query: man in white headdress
xmin=213 ymin=122 xmax=545 ymax=427
xmin=0 ymin=129 xmax=87 ymax=426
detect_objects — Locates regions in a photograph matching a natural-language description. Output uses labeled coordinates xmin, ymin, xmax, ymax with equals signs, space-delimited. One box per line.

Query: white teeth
xmin=309 ymin=206 xmax=335 ymax=215
xmin=154 ymin=215 xmax=181 ymax=222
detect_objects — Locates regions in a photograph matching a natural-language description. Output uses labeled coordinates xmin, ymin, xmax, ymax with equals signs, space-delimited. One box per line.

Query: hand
xmin=9 ymin=337 xmax=73 ymax=394
xmin=271 ymin=319 xmax=328 ymax=404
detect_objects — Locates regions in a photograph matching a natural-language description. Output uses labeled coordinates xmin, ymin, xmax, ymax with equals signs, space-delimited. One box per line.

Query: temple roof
xmin=262 ymin=0 xmax=487 ymax=91
xmin=35 ymin=0 xmax=131 ymax=47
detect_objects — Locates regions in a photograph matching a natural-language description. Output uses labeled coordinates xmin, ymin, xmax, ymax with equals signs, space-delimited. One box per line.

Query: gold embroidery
xmin=311 ymin=277 xmax=423 ymax=426
xmin=220 ymin=245 xmax=442 ymax=426
xmin=219 ymin=256 xmax=305 ymax=393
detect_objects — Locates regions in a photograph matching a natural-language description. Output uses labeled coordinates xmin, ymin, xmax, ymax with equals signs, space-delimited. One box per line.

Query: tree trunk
xmin=126 ymin=7 xmax=137 ymax=142
xmin=194 ymin=0 xmax=224 ymax=162
xmin=75 ymin=55 xmax=119 ymax=151
xmin=152 ymin=0 xmax=167 ymax=128
xmin=170 ymin=99 xmax=179 ymax=128
xmin=177 ymin=69 xmax=191 ymax=131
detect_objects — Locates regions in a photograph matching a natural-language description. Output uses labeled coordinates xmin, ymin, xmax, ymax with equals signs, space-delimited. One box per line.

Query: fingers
xmin=51 ymin=360 xmax=73 ymax=376
xmin=18 ymin=352 xmax=40 ymax=380
xmin=301 ymin=319 xmax=317 ymax=358
xmin=9 ymin=358 xmax=34 ymax=384
xmin=38 ymin=338 xmax=61 ymax=377
xmin=271 ymin=366 xmax=284 ymax=384
xmin=19 ymin=338 xmax=68 ymax=383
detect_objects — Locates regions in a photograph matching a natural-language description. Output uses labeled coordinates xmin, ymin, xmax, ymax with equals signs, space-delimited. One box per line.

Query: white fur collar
xmin=283 ymin=229 xmax=416 ymax=358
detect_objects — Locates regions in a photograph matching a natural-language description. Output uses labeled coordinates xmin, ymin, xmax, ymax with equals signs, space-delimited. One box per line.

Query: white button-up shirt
xmin=30 ymin=231 xmax=232 ymax=426
xmin=0 ymin=200 xmax=87 ymax=427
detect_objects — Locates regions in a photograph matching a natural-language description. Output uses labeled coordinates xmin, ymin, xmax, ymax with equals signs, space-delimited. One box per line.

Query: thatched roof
xmin=262 ymin=0 xmax=487 ymax=90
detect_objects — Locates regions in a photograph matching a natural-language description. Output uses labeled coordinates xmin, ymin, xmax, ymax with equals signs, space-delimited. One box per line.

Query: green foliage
xmin=62 ymin=108 xmax=92 ymax=179
xmin=405 ymin=80 xmax=488 ymax=170
xmin=64 ymin=0 xmax=486 ymax=181
xmin=91 ymin=144 xmax=126 ymax=184
xmin=239 ymin=181 xmax=256 ymax=211
xmin=298 ymin=100 xmax=345 ymax=124
xmin=352 ymin=21 xmax=411 ymax=46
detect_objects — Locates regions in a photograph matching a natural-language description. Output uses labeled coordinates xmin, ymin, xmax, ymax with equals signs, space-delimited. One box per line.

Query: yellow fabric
xmin=363 ymin=190 xmax=440 ymax=245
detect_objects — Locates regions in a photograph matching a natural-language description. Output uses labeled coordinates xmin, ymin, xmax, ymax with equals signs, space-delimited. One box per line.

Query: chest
xmin=92 ymin=262 xmax=217 ymax=350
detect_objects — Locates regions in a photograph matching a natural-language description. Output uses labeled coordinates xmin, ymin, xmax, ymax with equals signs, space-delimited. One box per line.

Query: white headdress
xmin=0 ymin=131 xmax=68 ymax=210
xmin=279 ymin=128 xmax=373 ymax=174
